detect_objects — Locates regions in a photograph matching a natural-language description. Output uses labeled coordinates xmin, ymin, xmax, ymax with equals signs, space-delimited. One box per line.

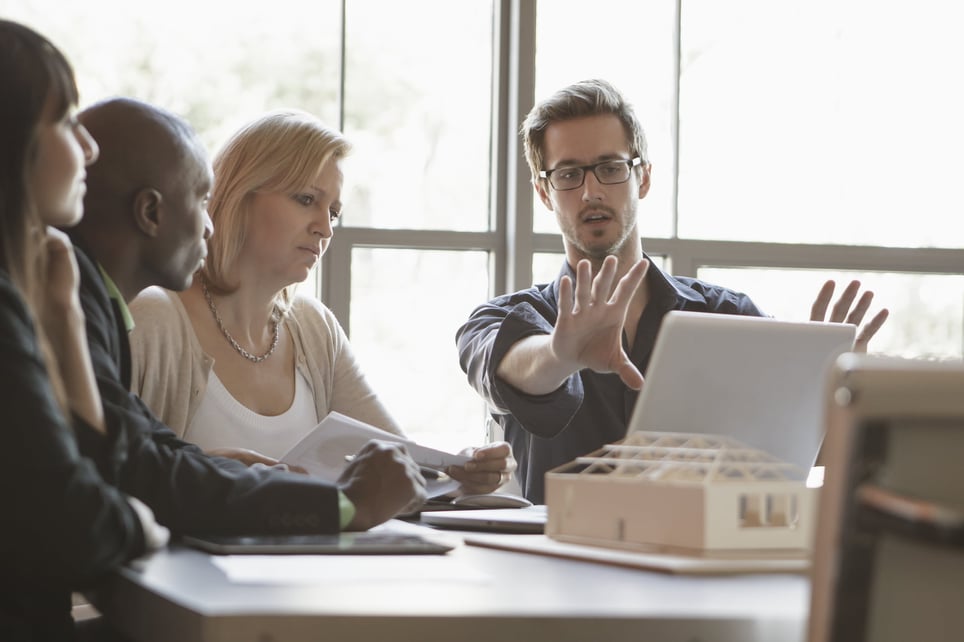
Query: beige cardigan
xmin=128 ymin=287 xmax=404 ymax=439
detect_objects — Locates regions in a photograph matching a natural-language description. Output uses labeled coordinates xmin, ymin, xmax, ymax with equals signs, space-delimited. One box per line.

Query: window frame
xmin=320 ymin=0 xmax=964 ymax=355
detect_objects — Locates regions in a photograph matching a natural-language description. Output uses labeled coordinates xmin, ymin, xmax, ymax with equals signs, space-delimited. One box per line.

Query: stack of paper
xmin=280 ymin=412 xmax=469 ymax=497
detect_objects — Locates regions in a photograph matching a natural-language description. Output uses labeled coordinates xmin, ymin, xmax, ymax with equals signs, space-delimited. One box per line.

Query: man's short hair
xmin=521 ymin=79 xmax=649 ymax=182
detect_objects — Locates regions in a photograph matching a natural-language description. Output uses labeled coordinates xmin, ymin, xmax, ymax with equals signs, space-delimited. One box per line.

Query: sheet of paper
xmin=280 ymin=412 xmax=469 ymax=497
xmin=462 ymin=533 xmax=810 ymax=575
xmin=210 ymin=553 xmax=491 ymax=585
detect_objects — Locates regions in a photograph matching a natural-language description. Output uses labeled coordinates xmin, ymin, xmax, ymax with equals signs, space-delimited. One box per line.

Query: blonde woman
xmin=130 ymin=110 xmax=514 ymax=496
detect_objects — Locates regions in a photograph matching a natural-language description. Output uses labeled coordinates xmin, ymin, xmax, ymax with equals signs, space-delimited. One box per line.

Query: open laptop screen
xmin=626 ymin=311 xmax=855 ymax=470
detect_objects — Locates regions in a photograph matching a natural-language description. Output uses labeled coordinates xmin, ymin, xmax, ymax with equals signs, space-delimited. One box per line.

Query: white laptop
xmin=626 ymin=311 xmax=856 ymax=470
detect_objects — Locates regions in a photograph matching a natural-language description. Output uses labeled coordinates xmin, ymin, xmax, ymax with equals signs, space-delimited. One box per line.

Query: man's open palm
xmin=552 ymin=256 xmax=649 ymax=390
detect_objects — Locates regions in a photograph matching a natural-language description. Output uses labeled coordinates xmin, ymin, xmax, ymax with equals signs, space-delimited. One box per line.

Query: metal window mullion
xmin=499 ymin=0 xmax=537 ymax=295
xmin=489 ymin=0 xmax=511 ymax=297
xmin=337 ymin=0 xmax=346 ymax=132
xmin=320 ymin=234 xmax=353 ymax=334
xmin=319 ymin=0 xmax=349 ymax=330
xmin=671 ymin=0 xmax=683 ymax=239
xmin=329 ymin=228 xmax=498 ymax=251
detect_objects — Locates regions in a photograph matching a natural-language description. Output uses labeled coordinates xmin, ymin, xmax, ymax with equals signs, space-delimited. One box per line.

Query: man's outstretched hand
xmin=552 ymin=256 xmax=649 ymax=390
xmin=810 ymin=279 xmax=889 ymax=352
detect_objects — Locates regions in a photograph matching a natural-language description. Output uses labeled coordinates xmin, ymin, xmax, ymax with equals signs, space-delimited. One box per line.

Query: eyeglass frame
xmin=538 ymin=156 xmax=643 ymax=191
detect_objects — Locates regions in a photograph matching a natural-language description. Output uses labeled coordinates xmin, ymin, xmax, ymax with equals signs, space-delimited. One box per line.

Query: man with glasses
xmin=457 ymin=79 xmax=888 ymax=503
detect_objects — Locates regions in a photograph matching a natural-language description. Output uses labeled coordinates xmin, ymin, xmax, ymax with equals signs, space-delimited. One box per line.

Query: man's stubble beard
xmin=564 ymin=211 xmax=639 ymax=262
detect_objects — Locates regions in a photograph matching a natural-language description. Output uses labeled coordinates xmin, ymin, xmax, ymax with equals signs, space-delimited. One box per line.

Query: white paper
xmin=462 ymin=533 xmax=810 ymax=575
xmin=210 ymin=554 xmax=491 ymax=585
xmin=280 ymin=412 xmax=469 ymax=497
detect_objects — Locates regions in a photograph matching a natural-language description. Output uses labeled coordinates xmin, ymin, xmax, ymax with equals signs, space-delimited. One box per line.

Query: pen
xmin=417 ymin=466 xmax=445 ymax=481
xmin=343 ymin=455 xmax=448 ymax=481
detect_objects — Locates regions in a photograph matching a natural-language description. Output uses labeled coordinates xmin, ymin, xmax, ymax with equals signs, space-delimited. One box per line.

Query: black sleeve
xmin=73 ymin=247 xmax=341 ymax=535
xmin=0 ymin=279 xmax=145 ymax=590
xmin=457 ymin=296 xmax=583 ymax=439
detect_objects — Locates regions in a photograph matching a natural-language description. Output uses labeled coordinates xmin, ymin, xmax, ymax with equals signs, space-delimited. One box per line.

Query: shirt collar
xmin=644 ymin=258 xmax=707 ymax=307
xmin=552 ymin=253 xmax=701 ymax=308
xmin=97 ymin=264 xmax=135 ymax=332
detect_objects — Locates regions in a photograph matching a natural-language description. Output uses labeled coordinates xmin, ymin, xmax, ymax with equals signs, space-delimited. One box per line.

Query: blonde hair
xmin=201 ymin=109 xmax=351 ymax=308
xmin=521 ymin=79 xmax=649 ymax=184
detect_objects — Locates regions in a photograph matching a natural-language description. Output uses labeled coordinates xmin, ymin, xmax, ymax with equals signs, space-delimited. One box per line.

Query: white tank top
xmin=185 ymin=368 xmax=318 ymax=459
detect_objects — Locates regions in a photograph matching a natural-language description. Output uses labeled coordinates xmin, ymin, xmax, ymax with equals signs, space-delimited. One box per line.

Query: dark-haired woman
xmin=0 ymin=19 xmax=168 ymax=641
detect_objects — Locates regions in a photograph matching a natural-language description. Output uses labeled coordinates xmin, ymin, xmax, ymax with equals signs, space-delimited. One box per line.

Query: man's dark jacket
xmin=72 ymin=241 xmax=341 ymax=535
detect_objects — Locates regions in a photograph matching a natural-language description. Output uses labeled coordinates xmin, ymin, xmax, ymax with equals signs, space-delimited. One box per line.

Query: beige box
xmin=545 ymin=431 xmax=817 ymax=554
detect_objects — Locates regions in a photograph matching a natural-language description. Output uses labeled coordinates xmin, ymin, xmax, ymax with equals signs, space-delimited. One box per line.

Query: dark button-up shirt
xmin=457 ymin=258 xmax=765 ymax=503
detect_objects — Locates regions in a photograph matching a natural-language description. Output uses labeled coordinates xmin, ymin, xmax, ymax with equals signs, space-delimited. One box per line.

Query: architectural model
xmin=545 ymin=431 xmax=817 ymax=553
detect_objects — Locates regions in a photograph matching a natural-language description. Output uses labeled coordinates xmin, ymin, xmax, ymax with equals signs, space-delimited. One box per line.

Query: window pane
xmin=533 ymin=253 xmax=565 ymax=285
xmin=6 ymin=0 xmax=342 ymax=152
xmin=350 ymin=249 xmax=490 ymax=452
xmin=342 ymin=1 xmax=492 ymax=231
xmin=534 ymin=0 xmax=677 ymax=238
xmin=698 ymin=267 xmax=964 ymax=359
xmin=680 ymin=0 xmax=964 ymax=248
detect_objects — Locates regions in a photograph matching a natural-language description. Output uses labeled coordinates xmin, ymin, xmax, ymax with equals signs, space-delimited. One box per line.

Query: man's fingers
xmin=854 ymin=308 xmax=890 ymax=353
xmin=810 ymin=280 xmax=835 ymax=321
xmin=573 ymin=259 xmax=593 ymax=312
xmin=609 ymin=258 xmax=648 ymax=305
xmin=829 ymin=280 xmax=860 ymax=323
xmin=845 ymin=291 xmax=874 ymax=326
xmin=811 ymin=279 xmax=886 ymax=352
xmin=618 ymin=356 xmax=644 ymax=391
xmin=558 ymin=275 xmax=574 ymax=319
xmin=590 ymin=255 xmax=618 ymax=304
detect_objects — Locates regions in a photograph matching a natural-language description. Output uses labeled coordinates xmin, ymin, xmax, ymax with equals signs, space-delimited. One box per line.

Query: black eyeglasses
xmin=539 ymin=157 xmax=642 ymax=191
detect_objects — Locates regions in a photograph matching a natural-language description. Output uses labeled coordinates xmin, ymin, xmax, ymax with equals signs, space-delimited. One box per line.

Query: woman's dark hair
xmin=0 ymin=19 xmax=79 ymax=299
xmin=0 ymin=21 xmax=80 ymax=411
